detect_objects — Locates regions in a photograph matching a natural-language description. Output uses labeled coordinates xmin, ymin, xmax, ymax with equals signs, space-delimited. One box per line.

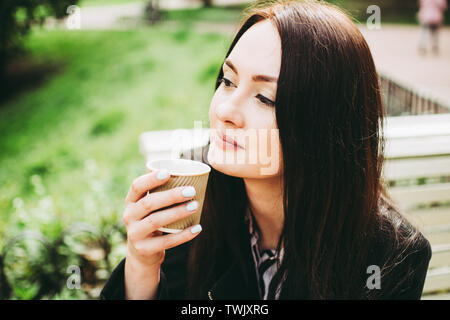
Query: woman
xmin=417 ymin=0 xmax=448 ymax=55
xmin=101 ymin=0 xmax=432 ymax=300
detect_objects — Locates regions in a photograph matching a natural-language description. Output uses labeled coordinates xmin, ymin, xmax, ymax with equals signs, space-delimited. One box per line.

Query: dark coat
xmin=100 ymin=227 xmax=432 ymax=300
xmin=100 ymin=143 xmax=432 ymax=300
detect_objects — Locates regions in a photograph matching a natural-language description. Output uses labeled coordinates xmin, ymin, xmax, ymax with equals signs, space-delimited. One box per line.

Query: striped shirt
xmin=244 ymin=205 xmax=285 ymax=299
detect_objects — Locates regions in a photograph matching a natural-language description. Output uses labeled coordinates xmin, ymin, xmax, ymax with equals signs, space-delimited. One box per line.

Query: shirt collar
xmin=244 ymin=205 xmax=285 ymax=261
xmin=244 ymin=205 xmax=259 ymax=247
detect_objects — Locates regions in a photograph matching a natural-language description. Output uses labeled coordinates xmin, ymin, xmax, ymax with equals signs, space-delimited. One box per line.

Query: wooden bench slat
xmin=423 ymin=224 xmax=450 ymax=234
xmin=431 ymin=244 xmax=450 ymax=253
xmin=385 ymin=136 xmax=450 ymax=159
xmin=428 ymin=244 xmax=450 ymax=269
xmin=421 ymin=292 xmax=450 ymax=300
xmin=405 ymin=207 xmax=450 ymax=227
xmin=388 ymin=183 xmax=450 ymax=210
xmin=383 ymin=156 xmax=450 ymax=180
xmin=383 ymin=113 xmax=450 ymax=139
xmin=429 ymin=250 xmax=450 ymax=269
xmin=423 ymin=267 xmax=450 ymax=293
xmin=423 ymin=233 xmax=450 ymax=246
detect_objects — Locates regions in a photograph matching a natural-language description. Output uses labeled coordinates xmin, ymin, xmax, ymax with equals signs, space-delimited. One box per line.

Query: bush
xmin=0 ymin=215 xmax=127 ymax=299
xmin=0 ymin=0 xmax=79 ymax=73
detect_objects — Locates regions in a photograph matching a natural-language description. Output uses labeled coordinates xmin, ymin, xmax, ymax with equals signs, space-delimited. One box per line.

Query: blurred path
xmin=47 ymin=0 xmax=251 ymax=29
xmin=76 ymin=2 xmax=146 ymax=29
xmin=359 ymin=24 xmax=450 ymax=108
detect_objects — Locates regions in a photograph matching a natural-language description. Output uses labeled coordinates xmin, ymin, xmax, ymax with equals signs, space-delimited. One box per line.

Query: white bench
xmin=140 ymin=127 xmax=210 ymax=162
xmin=383 ymin=113 xmax=450 ymax=299
xmin=140 ymin=113 xmax=450 ymax=299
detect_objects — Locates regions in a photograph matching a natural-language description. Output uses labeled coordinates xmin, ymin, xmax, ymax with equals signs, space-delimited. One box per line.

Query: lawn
xmin=160 ymin=3 xmax=249 ymax=24
xmin=0 ymin=25 xmax=227 ymax=274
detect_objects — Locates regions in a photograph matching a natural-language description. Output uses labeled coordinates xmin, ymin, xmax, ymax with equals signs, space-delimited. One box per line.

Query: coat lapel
xmin=207 ymin=235 xmax=261 ymax=300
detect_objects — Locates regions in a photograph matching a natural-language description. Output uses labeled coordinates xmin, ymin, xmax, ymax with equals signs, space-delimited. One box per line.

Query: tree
xmin=0 ymin=0 xmax=79 ymax=74
xmin=202 ymin=0 xmax=213 ymax=8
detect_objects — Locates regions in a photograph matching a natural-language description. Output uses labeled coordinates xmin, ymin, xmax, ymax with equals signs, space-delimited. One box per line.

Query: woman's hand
xmin=122 ymin=169 xmax=202 ymax=299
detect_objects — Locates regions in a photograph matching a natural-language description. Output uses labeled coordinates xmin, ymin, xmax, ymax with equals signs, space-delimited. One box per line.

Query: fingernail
xmin=186 ymin=201 xmax=198 ymax=211
xmin=157 ymin=169 xmax=169 ymax=180
xmin=191 ymin=224 xmax=202 ymax=234
xmin=182 ymin=186 xmax=196 ymax=197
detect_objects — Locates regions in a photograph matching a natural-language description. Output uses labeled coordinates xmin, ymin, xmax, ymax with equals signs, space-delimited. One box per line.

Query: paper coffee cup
xmin=146 ymin=159 xmax=211 ymax=233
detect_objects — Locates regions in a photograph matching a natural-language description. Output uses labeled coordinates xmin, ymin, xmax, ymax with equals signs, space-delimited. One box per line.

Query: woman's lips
xmin=214 ymin=131 xmax=244 ymax=150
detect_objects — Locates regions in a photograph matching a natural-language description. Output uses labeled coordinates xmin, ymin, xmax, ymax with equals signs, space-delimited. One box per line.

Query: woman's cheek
xmin=209 ymin=90 xmax=222 ymax=123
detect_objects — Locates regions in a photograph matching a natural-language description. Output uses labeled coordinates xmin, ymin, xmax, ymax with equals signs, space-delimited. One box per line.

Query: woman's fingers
xmin=123 ymin=171 xmax=202 ymax=267
xmin=125 ymin=169 xmax=170 ymax=204
xmin=127 ymin=200 xmax=199 ymax=240
xmin=134 ymin=224 xmax=202 ymax=255
xmin=123 ymin=185 xmax=197 ymax=225
xmin=154 ymin=225 xmax=202 ymax=250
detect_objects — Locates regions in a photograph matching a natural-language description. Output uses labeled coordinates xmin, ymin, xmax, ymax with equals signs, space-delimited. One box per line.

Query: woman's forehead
xmin=227 ymin=20 xmax=281 ymax=79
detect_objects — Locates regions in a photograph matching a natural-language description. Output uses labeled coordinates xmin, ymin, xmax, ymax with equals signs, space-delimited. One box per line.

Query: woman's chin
xmin=207 ymin=146 xmax=273 ymax=179
xmin=208 ymin=145 xmax=247 ymax=177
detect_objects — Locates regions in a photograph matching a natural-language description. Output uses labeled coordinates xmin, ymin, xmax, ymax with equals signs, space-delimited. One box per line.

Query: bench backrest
xmin=382 ymin=114 xmax=450 ymax=298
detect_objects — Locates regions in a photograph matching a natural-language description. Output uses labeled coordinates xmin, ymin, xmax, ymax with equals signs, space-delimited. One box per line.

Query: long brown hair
xmin=187 ymin=0 xmax=422 ymax=299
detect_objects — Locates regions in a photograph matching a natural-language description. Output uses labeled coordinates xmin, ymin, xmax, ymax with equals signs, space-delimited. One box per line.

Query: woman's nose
xmin=215 ymin=98 xmax=245 ymax=128
xmin=216 ymin=88 xmax=245 ymax=128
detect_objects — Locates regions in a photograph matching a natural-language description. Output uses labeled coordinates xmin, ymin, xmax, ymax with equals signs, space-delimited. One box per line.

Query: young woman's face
xmin=208 ymin=20 xmax=283 ymax=179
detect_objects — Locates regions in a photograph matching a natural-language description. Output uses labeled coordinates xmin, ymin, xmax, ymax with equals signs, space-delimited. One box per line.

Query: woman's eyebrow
xmin=224 ymin=59 xmax=278 ymax=83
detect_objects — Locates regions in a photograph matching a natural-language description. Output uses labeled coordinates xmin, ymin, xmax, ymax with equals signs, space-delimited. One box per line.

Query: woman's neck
xmin=243 ymin=176 xmax=284 ymax=251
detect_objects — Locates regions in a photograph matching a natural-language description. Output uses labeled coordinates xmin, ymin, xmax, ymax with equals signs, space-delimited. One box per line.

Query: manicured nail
xmin=186 ymin=201 xmax=198 ymax=212
xmin=191 ymin=224 xmax=202 ymax=234
xmin=157 ymin=169 xmax=169 ymax=180
xmin=182 ymin=186 xmax=196 ymax=197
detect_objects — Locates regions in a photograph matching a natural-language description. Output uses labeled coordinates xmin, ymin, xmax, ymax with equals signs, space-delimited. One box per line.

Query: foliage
xmin=0 ymin=25 xmax=226 ymax=299
xmin=0 ymin=0 xmax=79 ymax=72
xmin=0 ymin=220 xmax=127 ymax=299
xmin=160 ymin=4 xmax=247 ymax=24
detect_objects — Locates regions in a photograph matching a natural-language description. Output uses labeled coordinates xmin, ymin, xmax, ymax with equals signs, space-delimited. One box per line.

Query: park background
xmin=0 ymin=0 xmax=449 ymax=299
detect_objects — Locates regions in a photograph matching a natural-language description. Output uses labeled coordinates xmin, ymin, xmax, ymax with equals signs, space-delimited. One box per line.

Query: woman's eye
xmin=219 ymin=77 xmax=234 ymax=88
xmin=256 ymin=94 xmax=275 ymax=107
xmin=218 ymin=77 xmax=275 ymax=107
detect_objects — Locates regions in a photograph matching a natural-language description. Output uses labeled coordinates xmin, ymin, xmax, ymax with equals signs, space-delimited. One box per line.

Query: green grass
xmin=0 ymin=25 xmax=228 ymax=244
xmin=160 ymin=4 xmax=248 ymax=24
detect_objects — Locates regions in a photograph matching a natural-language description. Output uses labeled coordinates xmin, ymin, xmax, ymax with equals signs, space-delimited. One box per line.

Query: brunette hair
xmin=187 ymin=0 xmax=423 ymax=299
